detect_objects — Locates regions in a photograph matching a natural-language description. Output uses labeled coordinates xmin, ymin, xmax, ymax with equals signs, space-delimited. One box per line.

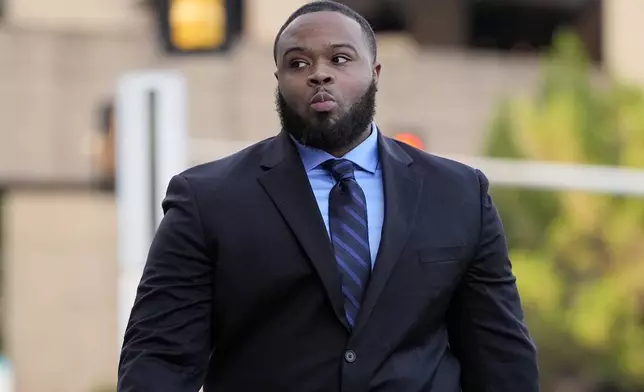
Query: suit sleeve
xmin=447 ymin=169 xmax=539 ymax=392
xmin=118 ymin=174 xmax=214 ymax=392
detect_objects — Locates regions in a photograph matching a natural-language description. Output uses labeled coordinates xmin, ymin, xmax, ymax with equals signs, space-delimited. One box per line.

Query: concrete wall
xmin=3 ymin=190 xmax=118 ymax=392
xmin=5 ymin=0 xmax=148 ymax=33
xmin=603 ymin=0 xmax=644 ymax=86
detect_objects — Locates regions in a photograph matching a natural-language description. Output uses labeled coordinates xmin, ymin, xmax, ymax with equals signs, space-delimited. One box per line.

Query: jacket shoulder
xmin=388 ymin=137 xmax=480 ymax=185
xmin=175 ymin=136 xmax=275 ymax=192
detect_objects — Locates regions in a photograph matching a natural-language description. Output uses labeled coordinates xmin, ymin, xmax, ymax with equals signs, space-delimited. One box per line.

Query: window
xmin=467 ymin=0 xmax=603 ymax=62
xmin=339 ymin=0 xmax=602 ymax=62
xmin=339 ymin=0 xmax=407 ymax=33
xmin=365 ymin=2 xmax=407 ymax=33
xmin=93 ymin=101 xmax=115 ymax=192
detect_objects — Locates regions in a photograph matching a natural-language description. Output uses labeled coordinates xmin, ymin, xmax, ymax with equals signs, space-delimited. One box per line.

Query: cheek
xmin=279 ymin=78 xmax=308 ymax=106
xmin=278 ymin=87 xmax=303 ymax=110
xmin=339 ymin=78 xmax=371 ymax=106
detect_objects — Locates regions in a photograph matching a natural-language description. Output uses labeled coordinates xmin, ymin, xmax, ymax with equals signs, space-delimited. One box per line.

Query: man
xmin=117 ymin=1 xmax=539 ymax=391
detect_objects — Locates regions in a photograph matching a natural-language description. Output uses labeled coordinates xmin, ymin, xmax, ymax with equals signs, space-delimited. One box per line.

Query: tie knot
xmin=323 ymin=159 xmax=356 ymax=182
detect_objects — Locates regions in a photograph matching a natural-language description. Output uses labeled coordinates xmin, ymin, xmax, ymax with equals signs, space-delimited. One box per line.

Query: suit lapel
xmin=257 ymin=132 xmax=349 ymax=330
xmin=353 ymin=134 xmax=423 ymax=335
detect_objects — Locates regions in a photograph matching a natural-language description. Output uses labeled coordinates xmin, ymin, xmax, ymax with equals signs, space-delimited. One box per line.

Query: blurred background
xmin=0 ymin=0 xmax=643 ymax=391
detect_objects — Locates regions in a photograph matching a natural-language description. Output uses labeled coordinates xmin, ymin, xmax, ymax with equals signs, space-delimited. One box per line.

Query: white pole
xmin=188 ymin=139 xmax=644 ymax=197
xmin=115 ymin=71 xmax=188 ymax=352
xmin=445 ymin=155 xmax=644 ymax=197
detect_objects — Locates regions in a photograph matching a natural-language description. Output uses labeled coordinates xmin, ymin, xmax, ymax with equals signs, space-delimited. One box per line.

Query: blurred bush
xmin=485 ymin=31 xmax=644 ymax=391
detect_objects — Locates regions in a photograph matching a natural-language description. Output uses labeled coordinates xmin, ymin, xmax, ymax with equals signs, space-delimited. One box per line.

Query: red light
xmin=394 ymin=133 xmax=425 ymax=150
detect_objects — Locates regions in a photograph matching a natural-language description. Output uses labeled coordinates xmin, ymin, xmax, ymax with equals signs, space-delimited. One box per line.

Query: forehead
xmin=278 ymin=11 xmax=369 ymax=56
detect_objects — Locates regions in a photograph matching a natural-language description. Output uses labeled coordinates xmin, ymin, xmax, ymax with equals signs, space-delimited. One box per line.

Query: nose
xmin=307 ymin=66 xmax=335 ymax=87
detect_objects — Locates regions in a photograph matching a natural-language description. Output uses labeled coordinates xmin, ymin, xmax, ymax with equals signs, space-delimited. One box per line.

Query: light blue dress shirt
xmin=292 ymin=124 xmax=384 ymax=268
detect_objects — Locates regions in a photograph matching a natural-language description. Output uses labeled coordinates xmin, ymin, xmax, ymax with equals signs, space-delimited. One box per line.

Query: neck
xmin=328 ymin=125 xmax=373 ymax=158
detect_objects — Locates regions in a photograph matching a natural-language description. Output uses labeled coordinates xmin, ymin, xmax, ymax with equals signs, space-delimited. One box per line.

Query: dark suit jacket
xmin=118 ymin=131 xmax=539 ymax=392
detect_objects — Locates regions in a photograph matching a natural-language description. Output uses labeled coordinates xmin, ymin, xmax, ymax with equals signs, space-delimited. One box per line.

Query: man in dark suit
xmin=117 ymin=1 xmax=539 ymax=391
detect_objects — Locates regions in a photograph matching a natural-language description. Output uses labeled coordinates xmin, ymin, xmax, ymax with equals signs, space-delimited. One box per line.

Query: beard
xmin=275 ymin=80 xmax=377 ymax=152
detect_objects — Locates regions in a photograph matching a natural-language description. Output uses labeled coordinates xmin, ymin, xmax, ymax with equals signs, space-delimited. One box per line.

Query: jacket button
xmin=344 ymin=350 xmax=356 ymax=363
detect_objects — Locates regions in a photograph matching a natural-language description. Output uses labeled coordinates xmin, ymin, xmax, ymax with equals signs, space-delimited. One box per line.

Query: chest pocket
xmin=418 ymin=245 xmax=466 ymax=264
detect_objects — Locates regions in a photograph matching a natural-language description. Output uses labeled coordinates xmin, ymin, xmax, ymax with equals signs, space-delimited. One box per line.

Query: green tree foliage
xmin=484 ymin=31 xmax=644 ymax=390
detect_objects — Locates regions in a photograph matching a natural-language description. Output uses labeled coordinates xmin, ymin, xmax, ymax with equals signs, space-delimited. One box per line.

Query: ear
xmin=274 ymin=71 xmax=279 ymax=81
xmin=373 ymin=62 xmax=381 ymax=88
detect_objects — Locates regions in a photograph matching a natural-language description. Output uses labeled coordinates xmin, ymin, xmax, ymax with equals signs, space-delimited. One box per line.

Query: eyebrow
xmin=281 ymin=43 xmax=359 ymax=59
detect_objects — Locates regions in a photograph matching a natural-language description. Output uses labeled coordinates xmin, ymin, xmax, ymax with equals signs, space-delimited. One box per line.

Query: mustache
xmin=276 ymin=80 xmax=376 ymax=113
xmin=275 ymin=80 xmax=377 ymax=151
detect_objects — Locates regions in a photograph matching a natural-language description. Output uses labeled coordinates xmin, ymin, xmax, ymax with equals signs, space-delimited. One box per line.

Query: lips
xmin=310 ymin=91 xmax=335 ymax=104
xmin=310 ymin=91 xmax=337 ymax=112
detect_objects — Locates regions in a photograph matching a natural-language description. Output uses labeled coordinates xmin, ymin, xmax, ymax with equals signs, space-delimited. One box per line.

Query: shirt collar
xmin=292 ymin=123 xmax=380 ymax=174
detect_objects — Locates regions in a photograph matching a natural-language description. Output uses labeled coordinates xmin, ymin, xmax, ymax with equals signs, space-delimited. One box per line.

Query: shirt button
xmin=344 ymin=350 xmax=357 ymax=363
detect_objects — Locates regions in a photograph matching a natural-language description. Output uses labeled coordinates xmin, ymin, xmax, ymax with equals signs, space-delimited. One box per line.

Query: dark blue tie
xmin=324 ymin=159 xmax=372 ymax=328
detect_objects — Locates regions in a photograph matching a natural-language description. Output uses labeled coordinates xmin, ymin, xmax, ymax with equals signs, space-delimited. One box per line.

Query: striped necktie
xmin=323 ymin=159 xmax=372 ymax=328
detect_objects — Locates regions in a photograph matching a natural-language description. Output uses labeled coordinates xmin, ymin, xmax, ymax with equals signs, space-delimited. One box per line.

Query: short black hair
xmin=273 ymin=1 xmax=377 ymax=64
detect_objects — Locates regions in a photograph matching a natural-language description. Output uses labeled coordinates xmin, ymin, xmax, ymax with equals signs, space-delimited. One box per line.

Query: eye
xmin=332 ymin=55 xmax=350 ymax=64
xmin=289 ymin=60 xmax=308 ymax=69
